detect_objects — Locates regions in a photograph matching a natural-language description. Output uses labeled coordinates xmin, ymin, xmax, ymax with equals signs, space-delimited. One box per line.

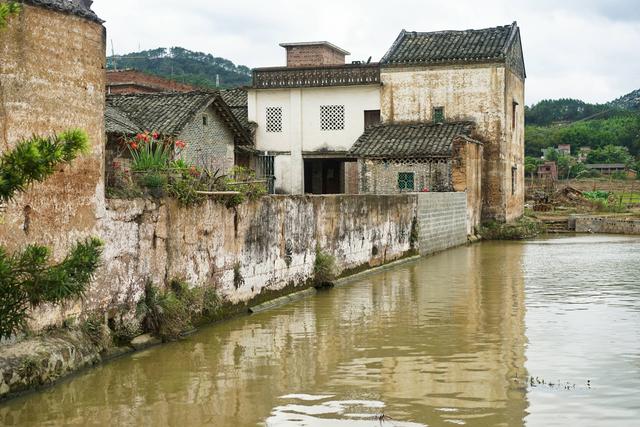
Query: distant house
xmin=105 ymin=90 xmax=255 ymax=174
xmin=585 ymin=164 xmax=628 ymax=175
xmin=557 ymin=144 xmax=571 ymax=156
xmin=537 ymin=162 xmax=558 ymax=181
xmin=106 ymin=69 xmax=196 ymax=94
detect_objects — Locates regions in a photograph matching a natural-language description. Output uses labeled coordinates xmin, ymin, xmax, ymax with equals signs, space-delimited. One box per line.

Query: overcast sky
xmin=92 ymin=0 xmax=639 ymax=105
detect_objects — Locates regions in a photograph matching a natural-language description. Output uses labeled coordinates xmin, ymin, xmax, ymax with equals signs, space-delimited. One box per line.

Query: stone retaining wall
xmin=570 ymin=216 xmax=640 ymax=235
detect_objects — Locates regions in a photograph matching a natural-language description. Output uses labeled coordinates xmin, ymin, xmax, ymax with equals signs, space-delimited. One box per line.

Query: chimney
xmin=279 ymin=42 xmax=350 ymax=68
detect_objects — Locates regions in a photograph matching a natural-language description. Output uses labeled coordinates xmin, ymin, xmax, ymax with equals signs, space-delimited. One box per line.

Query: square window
xmin=266 ymin=107 xmax=283 ymax=133
xmin=398 ymin=172 xmax=415 ymax=191
xmin=433 ymin=107 xmax=445 ymax=124
xmin=321 ymin=105 xmax=345 ymax=131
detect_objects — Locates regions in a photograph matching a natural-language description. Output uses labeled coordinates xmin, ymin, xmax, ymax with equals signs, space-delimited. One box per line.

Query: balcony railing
xmin=253 ymin=64 xmax=380 ymax=89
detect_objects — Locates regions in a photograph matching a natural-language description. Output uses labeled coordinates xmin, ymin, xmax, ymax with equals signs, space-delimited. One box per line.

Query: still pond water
xmin=2 ymin=235 xmax=640 ymax=426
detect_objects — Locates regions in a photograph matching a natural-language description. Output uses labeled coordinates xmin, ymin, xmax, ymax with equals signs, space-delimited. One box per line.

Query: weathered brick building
xmin=106 ymin=69 xmax=196 ymax=94
xmin=106 ymin=90 xmax=254 ymax=173
xmin=0 ymin=0 xmax=106 ymax=255
xmin=379 ymin=24 xmax=526 ymax=222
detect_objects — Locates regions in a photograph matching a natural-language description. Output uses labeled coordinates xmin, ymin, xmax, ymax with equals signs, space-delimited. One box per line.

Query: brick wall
xmin=178 ymin=105 xmax=235 ymax=173
xmin=285 ymin=46 xmax=346 ymax=67
xmin=359 ymin=159 xmax=452 ymax=194
xmin=107 ymin=70 xmax=195 ymax=94
xmin=417 ymin=192 xmax=468 ymax=255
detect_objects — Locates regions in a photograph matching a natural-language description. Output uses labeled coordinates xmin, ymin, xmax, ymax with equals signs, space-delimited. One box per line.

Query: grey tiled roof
xmin=382 ymin=23 xmax=518 ymax=66
xmin=106 ymin=91 xmax=254 ymax=146
xmin=105 ymin=105 xmax=141 ymax=135
xmin=106 ymin=92 xmax=215 ymax=136
xmin=350 ymin=122 xmax=475 ymax=159
xmin=24 ymin=0 xmax=103 ymax=23
xmin=220 ymin=88 xmax=250 ymax=129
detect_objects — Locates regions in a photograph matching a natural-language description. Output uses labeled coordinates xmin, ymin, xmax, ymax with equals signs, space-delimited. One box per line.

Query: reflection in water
xmin=1 ymin=235 xmax=638 ymax=426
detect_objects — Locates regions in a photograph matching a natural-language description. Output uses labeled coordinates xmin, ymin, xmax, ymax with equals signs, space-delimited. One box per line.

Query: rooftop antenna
xmin=110 ymin=39 xmax=116 ymax=70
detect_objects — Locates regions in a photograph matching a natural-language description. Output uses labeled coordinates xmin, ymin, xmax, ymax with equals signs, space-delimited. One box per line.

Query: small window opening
xmin=398 ymin=172 xmax=415 ymax=191
xmin=433 ymin=107 xmax=445 ymax=124
xmin=512 ymin=166 xmax=518 ymax=195
xmin=203 ymin=115 xmax=208 ymax=126
xmin=512 ymin=101 xmax=518 ymax=130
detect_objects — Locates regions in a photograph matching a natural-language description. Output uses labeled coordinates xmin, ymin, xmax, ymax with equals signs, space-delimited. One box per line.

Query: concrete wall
xmin=417 ymin=193 xmax=468 ymax=255
xmin=380 ymin=63 xmax=524 ymax=222
xmin=247 ymin=85 xmax=380 ymax=194
xmin=571 ymin=216 xmax=640 ymax=235
xmin=0 ymin=4 xmax=106 ymax=257
xmin=179 ymin=105 xmax=235 ymax=173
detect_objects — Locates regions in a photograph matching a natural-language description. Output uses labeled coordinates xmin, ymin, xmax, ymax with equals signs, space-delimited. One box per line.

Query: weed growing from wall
xmin=314 ymin=247 xmax=337 ymax=286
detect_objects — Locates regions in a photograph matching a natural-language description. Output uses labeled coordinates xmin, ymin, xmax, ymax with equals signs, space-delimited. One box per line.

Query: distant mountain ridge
xmin=610 ymin=89 xmax=640 ymax=111
xmin=107 ymin=47 xmax=252 ymax=89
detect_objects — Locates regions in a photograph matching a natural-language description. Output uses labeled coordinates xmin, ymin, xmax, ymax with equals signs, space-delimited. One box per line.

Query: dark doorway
xmin=304 ymin=159 xmax=344 ymax=194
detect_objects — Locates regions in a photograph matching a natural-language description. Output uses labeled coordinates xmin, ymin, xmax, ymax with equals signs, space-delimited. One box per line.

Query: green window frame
xmin=398 ymin=172 xmax=415 ymax=191
xmin=433 ymin=106 xmax=445 ymax=124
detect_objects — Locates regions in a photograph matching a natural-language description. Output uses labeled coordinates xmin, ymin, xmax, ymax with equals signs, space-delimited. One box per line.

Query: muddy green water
xmin=2 ymin=235 xmax=640 ymax=426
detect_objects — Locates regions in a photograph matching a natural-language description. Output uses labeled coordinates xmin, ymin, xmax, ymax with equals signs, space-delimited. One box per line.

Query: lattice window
xmin=398 ymin=172 xmax=415 ymax=191
xmin=266 ymin=107 xmax=283 ymax=133
xmin=320 ymin=105 xmax=345 ymax=131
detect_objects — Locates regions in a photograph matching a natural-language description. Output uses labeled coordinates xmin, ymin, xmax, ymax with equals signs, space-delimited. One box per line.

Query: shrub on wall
xmin=0 ymin=130 xmax=103 ymax=340
xmin=314 ymin=248 xmax=337 ymax=285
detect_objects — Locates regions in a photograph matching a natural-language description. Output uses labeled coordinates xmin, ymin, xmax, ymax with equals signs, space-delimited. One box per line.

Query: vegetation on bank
xmin=0 ymin=130 xmax=103 ymax=339
xmin=478 ymin=217 xmax=546 ymax=240
xmin=314 ymin=248 xmax=337 ymax=286
xmin=107 ymin=47 xmax=252 ymax=89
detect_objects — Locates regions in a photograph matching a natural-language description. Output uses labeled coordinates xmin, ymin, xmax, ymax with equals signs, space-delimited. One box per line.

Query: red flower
xmin=152 ymin=131 xmax=160 ymax=139
xmin=175 ymin=140 xmax=186 ymax=149
xmin=135 ymin=133 xmax=145 ymax=141
xmin=112 ymin=161 xmax=121 ymax=169
xmin=130 ymin=142 xmax=138 ymax=150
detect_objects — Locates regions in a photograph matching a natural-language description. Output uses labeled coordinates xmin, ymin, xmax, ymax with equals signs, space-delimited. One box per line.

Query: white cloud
xmin=92 ymin=0 xmax=640 ymax=105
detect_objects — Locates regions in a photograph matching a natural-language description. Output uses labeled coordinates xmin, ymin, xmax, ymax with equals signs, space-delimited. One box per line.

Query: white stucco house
xmin=247 ymin=42 xmax=381 ymax=194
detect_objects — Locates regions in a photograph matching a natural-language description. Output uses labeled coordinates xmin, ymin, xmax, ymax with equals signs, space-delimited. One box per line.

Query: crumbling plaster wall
xmin=0 ymin=4 xmax=106 ymax=257
xmin=380 ymin=64 xmax=523 ymax=223
xmin=86 ymin=195 xmax=418 ymax=323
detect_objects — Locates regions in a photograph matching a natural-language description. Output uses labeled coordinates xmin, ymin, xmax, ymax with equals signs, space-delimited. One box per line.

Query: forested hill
xmin=525 ymin=91 xmax=640 ymax=158
xmin=107 ymin=47 xmax=252 ymax=89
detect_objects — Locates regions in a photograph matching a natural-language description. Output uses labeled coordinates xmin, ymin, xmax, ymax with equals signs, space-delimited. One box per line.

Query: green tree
xmin=0 ymin=131 xmax=103 ymax=339
xmin=525 ymin=156 xmax=542 ymax=178
xmin=0 ymin=1 xmax=20 ymax=29
xmin=586 ymin=145 xmax=634 ymax=165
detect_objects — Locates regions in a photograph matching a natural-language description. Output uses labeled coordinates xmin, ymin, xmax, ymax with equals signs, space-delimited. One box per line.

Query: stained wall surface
xmin=0 ymin=4 xmax=106 ymax=256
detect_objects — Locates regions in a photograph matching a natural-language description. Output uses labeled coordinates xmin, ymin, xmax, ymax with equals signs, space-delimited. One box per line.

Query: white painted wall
xmin=248 ymin=85 xmax=380 ymax=194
